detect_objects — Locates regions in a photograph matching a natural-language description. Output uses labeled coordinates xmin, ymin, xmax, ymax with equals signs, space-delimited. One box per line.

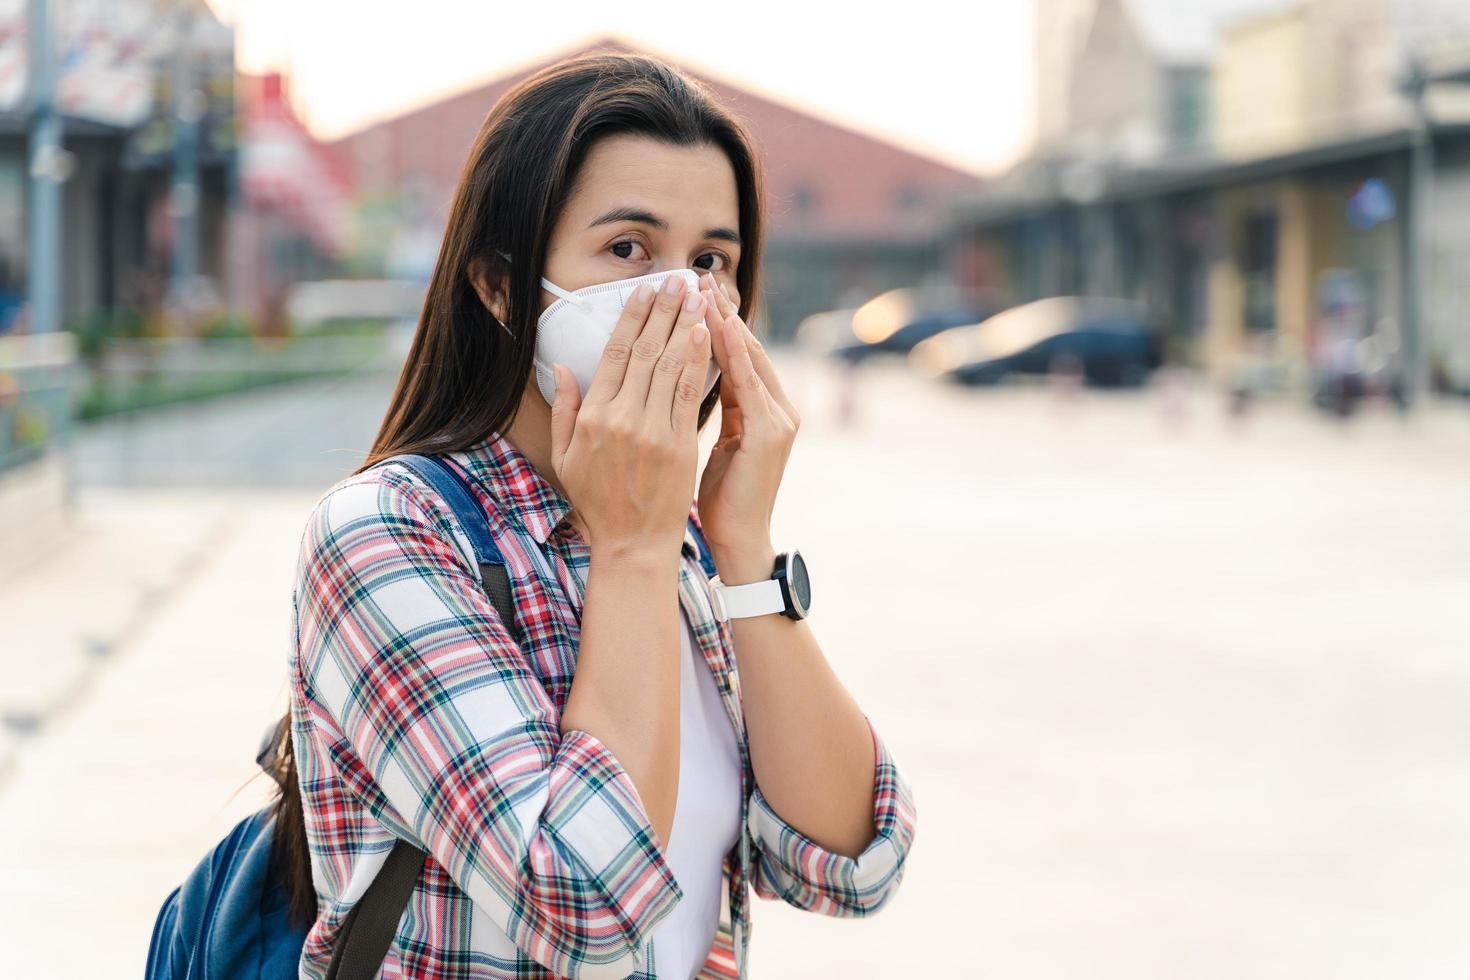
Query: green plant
xmin=288 ymin=316 xmax=389 ymax=339
xmin=67 ymin=308 xmax=146 ymax=362
xmin=201 ymin=310 xmax=254 ymax=340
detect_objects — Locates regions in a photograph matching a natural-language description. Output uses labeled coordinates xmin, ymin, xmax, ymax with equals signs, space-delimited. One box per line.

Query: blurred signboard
xmin=239 ymin=73 xmax=352 ymax=257
xmin=0 ymin=0 xmax=233 ymax=162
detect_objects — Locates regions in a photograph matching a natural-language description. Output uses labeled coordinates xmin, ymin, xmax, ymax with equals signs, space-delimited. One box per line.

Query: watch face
xmin=789 ymin=551 xmax=811 ymax=612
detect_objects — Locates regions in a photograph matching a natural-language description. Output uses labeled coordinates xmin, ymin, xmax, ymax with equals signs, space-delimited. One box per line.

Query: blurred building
xmin=1033 ymin=0 xmax=1227 ymax=162
xmin=324 ymin=35 xmax=984 ymax=340
xmin=0 ymin=0 xmax=235 ymax=334
xmin=956 ymin=0 xmax=1470 ymax=395
xmin=230 ymin=71 xmax=352 ymax=336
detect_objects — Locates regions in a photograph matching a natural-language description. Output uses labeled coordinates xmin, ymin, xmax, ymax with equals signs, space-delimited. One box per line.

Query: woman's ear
xmin=468 ymin=257 xmax=510 ymax=324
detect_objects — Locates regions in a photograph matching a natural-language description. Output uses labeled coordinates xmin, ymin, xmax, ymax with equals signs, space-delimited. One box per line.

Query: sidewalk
xmin=0 ymin=488 xmax=237 ymax=781
xmin=0 ymin=360 xmax=1468 ymax=976
xmin=0 ymin=488 xmax=316 ymax=975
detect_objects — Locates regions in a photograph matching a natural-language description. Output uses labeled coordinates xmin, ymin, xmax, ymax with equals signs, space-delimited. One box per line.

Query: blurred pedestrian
xmin=835 ymin=353 xmax=860 ymax=428
xmin=1048 ymin=349 xmax=1085 ymax=417
xmin=1156 ymin=363 xmax=1191 ymax=431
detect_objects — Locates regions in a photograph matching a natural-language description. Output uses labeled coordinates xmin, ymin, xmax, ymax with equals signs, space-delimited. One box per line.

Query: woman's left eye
xmin=609 ymin=239 xmax=729 ymax=272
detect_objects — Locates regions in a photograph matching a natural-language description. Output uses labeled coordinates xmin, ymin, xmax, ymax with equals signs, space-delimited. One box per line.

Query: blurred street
xmin=2 ymin=354 xmax=1469 ymax=977
xmin=6 ymin=5 xmax=1470 ymax=976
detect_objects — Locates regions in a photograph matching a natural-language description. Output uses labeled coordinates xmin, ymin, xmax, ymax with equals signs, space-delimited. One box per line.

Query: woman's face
xmin=485 ymin=132 xmax=744 ymax=461
xmin=540 ymin=133 xmax=743 ymax=315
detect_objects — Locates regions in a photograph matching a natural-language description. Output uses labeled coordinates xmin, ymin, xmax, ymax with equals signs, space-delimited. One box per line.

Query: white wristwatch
xmin=708 ymin=551 xmax=811 ymax=622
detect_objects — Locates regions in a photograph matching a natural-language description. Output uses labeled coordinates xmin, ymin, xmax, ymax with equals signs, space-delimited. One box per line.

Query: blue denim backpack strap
xmin=318 ymin=452 xmax=516 ymax=980
xmin=685 ymin=515 xmax=719 ymax=579
xmin=380 ymin=453 xmax=516 ymax=633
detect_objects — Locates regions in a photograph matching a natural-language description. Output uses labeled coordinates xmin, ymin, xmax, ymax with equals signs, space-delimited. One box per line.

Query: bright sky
xmin=205 ymin=0 xmax=1035 ymax=177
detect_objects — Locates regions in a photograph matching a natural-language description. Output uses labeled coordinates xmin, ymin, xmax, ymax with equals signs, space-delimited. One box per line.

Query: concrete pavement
xmin=2 ymin=357 xmax=1469 ymax=977
xmin=0 ymin=488 xmax=312 ymax=974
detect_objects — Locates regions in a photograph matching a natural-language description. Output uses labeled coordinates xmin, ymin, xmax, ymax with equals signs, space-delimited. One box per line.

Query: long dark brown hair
xmin=268 ymin=50 xmax=768 ymax=927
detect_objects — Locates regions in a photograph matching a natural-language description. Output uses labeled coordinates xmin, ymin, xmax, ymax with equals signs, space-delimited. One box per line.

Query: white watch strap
xmin=708 ymin=576 xmax=784 ymax=621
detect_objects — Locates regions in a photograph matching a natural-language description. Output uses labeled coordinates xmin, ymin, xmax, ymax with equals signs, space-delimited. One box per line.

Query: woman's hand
xmin=549 ymin=275 xmax=711 ymax=562
xmin=695 ymin=271 xmax=801 ymax=583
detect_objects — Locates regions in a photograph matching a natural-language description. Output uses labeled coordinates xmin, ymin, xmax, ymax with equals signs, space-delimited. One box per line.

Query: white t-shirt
xmin=646 ymin=609 xmax=745 ymax=977
xmin=563 ymin=562 xmax=744 ymax=978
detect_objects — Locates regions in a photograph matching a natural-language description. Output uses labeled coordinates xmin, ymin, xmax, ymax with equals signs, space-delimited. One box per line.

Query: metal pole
xmin=1404 ymin=59 xmax=1434 ymax=404
xmin=169 ymin=7 xmax=203 ymax=301
xmin=26 ymin=0 xmax=62 ymax=334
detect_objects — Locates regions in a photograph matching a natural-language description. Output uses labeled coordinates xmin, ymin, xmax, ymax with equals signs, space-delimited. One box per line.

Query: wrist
xmin=711 ymin=542 xmax=777 ymax=585
xmin=590 ymin=541 xmax=680 ymax=579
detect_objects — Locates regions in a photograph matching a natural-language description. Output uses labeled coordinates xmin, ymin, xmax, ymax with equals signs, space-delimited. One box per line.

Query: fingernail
xmin=634 ymin=283 xmax=654 ymax=302
xmin=663 ymin=275 xmax=684 ymax=295
xmin=685 ymin=292 xmax=704 ymax=313
xmin=691 ymin=323 xmax=709 ymax=346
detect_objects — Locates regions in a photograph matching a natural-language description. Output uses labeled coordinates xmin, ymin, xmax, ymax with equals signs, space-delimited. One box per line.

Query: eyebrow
xmin=587 ymin=205 xmax=742 ymax=247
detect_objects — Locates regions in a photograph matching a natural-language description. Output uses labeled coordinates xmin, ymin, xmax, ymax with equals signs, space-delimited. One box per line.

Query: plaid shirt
xmin=289 ymin=431 xmax=916 ymax=979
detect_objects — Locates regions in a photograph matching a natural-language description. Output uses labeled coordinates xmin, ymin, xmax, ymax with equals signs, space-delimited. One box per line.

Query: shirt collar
xmin=451 ymin=431 xmax=572 ymax=544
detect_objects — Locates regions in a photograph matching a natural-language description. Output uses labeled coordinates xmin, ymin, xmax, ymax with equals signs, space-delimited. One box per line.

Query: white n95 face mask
xmin=532 ymin=267 xmax=721 ymax=406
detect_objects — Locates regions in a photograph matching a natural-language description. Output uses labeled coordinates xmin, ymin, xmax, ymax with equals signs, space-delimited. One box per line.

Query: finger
xmin=697 ymin=281 xmax=726 ymax=345
xmin=670 ymin=322 xmax=711 ymax=432
xmin=736 ymin=314 xmax=796 ymax=426
xmin=698 ymin=296 xmax=743 ymax=437
xmin=702 ymin=279 xmax=735 ymax=369
xmin=617 ymin=275 xmax=696 ymax=406
xmin=709 ymin=277 xmax=795 ymax=418
xmin=584 ymin=281 xmax=657 ymax=404
xmin=711 ymin=295 xmax=772 ymax=424
xmin=646 ymin=289 xmax=706 ymax=414
xmin=700 ymin=284 xmax=745 ymax=420
xmin=549 ymin=363 xmax=581 ymax=473
xmin=702 ymin=278 xmax=749 ymax=407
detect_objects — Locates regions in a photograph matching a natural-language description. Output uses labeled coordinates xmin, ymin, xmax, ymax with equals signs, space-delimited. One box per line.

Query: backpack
xmin=146 ymin=452 xmax=721 ymax=979
xmin=145 ymin=453 xmax=523 ymax=980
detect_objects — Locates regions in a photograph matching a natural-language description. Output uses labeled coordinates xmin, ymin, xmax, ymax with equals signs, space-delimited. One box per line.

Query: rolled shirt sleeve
xmin=293 ymin=470 xmax=681 ymax=978
xmin=746 ymin=715 xmax=916 ymax=917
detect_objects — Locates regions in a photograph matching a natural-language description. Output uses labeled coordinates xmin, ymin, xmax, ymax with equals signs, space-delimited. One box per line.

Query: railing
xmin=77 ymin=329 xmax=403 ymax=421
xmin=0 ymin=332 xmax=80 ymax=475
xmin=0 ymin=326 xmax=407 ymax=472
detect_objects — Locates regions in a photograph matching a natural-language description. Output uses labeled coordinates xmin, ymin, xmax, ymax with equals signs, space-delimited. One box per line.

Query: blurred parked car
xmin=831 ymin=286 xmax=993 ymax=362
xmin=794 ymin=307 xmax=860 ymax=355
xmin=910 ymin=296 xmax=1162 ymax=388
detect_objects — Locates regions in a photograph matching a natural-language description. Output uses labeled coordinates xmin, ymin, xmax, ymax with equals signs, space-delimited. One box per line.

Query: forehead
xmin=565 ymin=134 xmax=739 ymax=231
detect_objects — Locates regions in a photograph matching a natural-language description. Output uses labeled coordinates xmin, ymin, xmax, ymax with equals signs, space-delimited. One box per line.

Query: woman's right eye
xmin=609 ymin=239 xmax=646 ymax=261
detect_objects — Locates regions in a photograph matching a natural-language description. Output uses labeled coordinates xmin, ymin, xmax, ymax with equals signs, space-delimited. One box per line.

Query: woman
xmin=284 ymin=52 xmax=915 ymax=979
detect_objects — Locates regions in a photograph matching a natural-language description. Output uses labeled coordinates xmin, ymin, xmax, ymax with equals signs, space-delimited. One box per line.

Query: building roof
xmin=954 ymin=120 xmax=1470 ymax=229
xmin=1391 ymin=0 xmax=1470 ymax=58
xmin=1124 ymin=0 xmax=1470 ymax=66
xmin=325 ymin=35 xmax=983 ymax=244
xmin=1124 ymin=0 xmax=1296 ymax=64
xmin=1425 ymin=37 xmax=1470 ymax=83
